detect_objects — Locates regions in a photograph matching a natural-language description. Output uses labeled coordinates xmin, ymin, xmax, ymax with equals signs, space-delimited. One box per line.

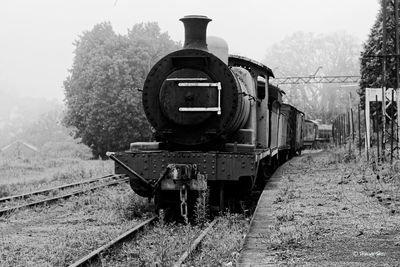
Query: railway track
xmin=0 ymin=174 xmax=128 ymax=216
xmin=173 ymin=219 xmax=218 ymax=267
xmin=67 ymin=216 xmax=217 ymax=267
xmin=68 ymin=216 xmax=158 ymax=267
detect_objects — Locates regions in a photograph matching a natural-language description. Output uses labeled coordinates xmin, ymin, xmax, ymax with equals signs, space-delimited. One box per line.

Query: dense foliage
xmin=264 ymin=32 xmax=360 ymax=123
xmin=359 ymin=2 xmax=398 ymax=109
xmin=64 ymin=22 xmax=180 ymax=158
xmin=359 ymin=10 xmax=383 ymax=100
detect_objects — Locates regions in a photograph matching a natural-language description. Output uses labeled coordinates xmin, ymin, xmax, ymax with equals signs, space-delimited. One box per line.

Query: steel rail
xmin=173 ymin=219 xmax=218 ymax=267
xmin=0 ymin=177 xmax=129 ymax=216
xmin=0 ymin=174 xmax=120 ymax=203
xmin=68 ymin=216 xmax=157 ymax=267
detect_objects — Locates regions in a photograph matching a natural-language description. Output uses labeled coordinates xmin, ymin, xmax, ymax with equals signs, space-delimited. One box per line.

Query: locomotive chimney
xmin=180 ymin=15 xmax=211 ymax=50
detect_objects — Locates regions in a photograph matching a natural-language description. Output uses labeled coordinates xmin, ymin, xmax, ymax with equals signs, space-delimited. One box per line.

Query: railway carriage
xmin=108 ymin=15 xmax=305 ymax=219
xmin=278 ymin=109 xmax=289 ymax=162
xmin=316 ymin=124 xmax=333 ymax=143
xmin=280 ymin=104 xmax=304 ymax=159
xmin=304 ymin=119 xmax=318 ymax=148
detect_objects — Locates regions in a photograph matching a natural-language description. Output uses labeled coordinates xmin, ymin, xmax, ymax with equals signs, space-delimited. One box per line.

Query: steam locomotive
xmin=108 ymin=15 xmax=305 ymax=219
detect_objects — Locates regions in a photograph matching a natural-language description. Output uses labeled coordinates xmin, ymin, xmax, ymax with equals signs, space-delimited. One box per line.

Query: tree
xmin=64 ymin=22 xmax=180 ymax=158
xmin=359 ymin=2 xmax=398 ymax=110
xmin=263 ymin=32 xmax=360 ymax=122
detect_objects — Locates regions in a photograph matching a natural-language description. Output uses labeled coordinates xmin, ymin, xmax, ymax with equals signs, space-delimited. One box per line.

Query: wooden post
xmin=365 ymin=89 xmax=371 ymax=149
xmin=333 ymin=120 xmax=336 ymax=146
xmin=364 ymin=105 xmax=369 ymax=161
xmin=376 ymin=95 xmax=380 ymax=162
xmin=348 ymin=111 xmax=351 ymax=139
xmin=391 ymin=90 xmax=394 ymax=164
xmin=351 ymin=108 xmax=355 ymax=142
xmin=344 ymin=114 xmax=346 ymax=144
xmin=339 ymin=115 xmax=342 ymax=146
xmin=358 ymin=104 xmax=362 ymax=158
xmin=336 ymin=119 xmax=339 ymax=147
xmin=382 ymin=0 xmax=387 ymax=162
xmin=395 ymin=0 xmax=400 ymax=159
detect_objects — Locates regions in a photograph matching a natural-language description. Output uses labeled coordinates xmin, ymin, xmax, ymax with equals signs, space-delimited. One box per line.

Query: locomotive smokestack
xmin=180 ymin=15 xmax=211 ymax=50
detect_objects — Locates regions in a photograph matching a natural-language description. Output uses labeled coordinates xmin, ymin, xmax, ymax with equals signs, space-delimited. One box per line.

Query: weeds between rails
xmin=68 ymin=216 xmax=218 ymax=267
xmin=0 ymin=174 xmax=128 ymax=216
xmin=68 ymin=216 xmax=158 ymax=267
xmin=172 ymin=219 xmax=217 ymax=266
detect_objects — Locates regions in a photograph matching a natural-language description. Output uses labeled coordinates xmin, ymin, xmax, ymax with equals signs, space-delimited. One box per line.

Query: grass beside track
xmin=0 ymin=175 xmax=126 ymax=213
xmin=255 ymin=149 xmax=400 ymax=266
xmin=0 ymin=184 xmax=153 ymax=267
xmin=0 ymin=157 xmax=113 ymax=198
xmin=184 ymin=214 xmax=250 ymax=266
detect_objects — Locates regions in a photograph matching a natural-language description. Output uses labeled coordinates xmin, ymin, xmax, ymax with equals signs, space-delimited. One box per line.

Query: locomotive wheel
xmin=261 ymin=165 xmax=271 ymax=181
xmin=281 ymin=152 xmax=289 ymax=165
xmin=272 ymin=157 xmax=278 ymax=170
xmin=256 ymin=158 xmax=272 ymax=182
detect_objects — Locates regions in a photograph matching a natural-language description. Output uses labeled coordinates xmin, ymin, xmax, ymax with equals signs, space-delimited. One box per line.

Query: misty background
xmin=0 ymin=0 xmax=380 ymax=149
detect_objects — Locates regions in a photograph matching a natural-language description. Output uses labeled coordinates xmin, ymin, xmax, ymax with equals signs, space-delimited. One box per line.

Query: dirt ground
xmin=246 ymin=149 xmax=400 ymax=266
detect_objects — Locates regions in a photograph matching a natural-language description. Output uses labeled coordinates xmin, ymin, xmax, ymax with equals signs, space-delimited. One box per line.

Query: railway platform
xmin=238 ymin=160 xmax=287 ymax=266
xmin=238 ymin=150 xmax=400 ymax=266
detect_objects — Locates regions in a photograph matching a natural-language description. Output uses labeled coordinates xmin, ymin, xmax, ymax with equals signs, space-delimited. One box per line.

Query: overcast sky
xmin=0 ymin=0 xmax=380 ymax=101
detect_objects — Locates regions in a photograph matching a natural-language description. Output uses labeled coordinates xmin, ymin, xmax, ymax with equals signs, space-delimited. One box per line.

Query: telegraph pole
xmin=395 ymin=0 xmax=400 ymax=160
xmin=380 ymin=0 xmax=400 ymax=162
xmin=382 ymin=0 xmax=387 ymax=161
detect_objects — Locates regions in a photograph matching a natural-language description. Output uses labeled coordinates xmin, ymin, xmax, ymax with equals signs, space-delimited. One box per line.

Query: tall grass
xmin=0 ymin=142 xmax=113 ymax=196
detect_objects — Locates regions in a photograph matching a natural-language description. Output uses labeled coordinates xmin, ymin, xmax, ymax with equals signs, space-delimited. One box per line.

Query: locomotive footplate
xmin=114 ymin=151 xmax=256 ymax=183
xmin=160 ymin=164 xmax=207 ymax=191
